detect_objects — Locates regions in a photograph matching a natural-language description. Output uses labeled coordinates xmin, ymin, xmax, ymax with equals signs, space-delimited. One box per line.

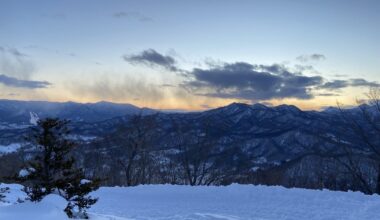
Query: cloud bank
xmin=121 ymin=49 xmax=380 ymax=103
xmin=319 ymin=79 xmax=380 ymax=90
xmin=183 ymin=62 xmax=323 ymax=101
xmin=0 ymin=74 xmax=51 ymax=89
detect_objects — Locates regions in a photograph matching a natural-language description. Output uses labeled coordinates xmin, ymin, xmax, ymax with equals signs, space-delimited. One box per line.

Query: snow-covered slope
xmin=0 ymin=143 xmax=22 ymax=155
xmin=1 ymin=184 xmax=379 ymax=220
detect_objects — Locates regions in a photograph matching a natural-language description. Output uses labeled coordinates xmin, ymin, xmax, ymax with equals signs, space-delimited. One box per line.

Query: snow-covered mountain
xmin=0 ymin=99 xmax=154 ymax=125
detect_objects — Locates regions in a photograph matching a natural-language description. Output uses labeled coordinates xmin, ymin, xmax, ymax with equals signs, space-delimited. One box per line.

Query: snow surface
xmin=0 ymin=194 xmax=68 ymax=220
xmin=0 ymin=143 xmax=22 ymax=155
xmin=89 ymin=184 xmax=380 ymax=220
xmin=1 ymin=183 xmax=380 ymax=220
xmin=81 ymin=179 xmax=92 ymax=184
xmin=18 ymin=168 xmax=35 ymax=178
xmin=0 ymin=123 xmax=30 ymax=130
xmin=29 ymin=111 xmax=39 ymax=126
xmin=67 ymin=134 xmax=97 ymax=143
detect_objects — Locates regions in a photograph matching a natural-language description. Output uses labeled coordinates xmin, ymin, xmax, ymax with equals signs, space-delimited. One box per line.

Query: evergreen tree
xmin=0 ymin=186 xmax=9 ymax=203
xmin=17 ymin=118 xmax=100 ymax=218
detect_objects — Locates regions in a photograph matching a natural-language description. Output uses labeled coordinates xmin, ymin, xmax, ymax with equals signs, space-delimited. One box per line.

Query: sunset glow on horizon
xmin=1 ymin=0 xmax=379 ymax=110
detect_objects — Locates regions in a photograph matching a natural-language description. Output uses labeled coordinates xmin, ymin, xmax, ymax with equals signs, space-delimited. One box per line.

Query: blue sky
xmin=0 ymin=0 xmax=379 ymax=110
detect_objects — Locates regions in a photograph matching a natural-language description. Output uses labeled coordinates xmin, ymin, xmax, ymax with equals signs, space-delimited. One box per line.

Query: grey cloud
xmin=350 ymin=78 xmax=380 ymax=87
xmin=183 ymin=62 xmax=323 ymax=101
xmin=7 ymin=48 xmax=27 ymax=57
xmin=123 ymin=49 xmax=180 ymax=72
xmin=319 ymin=80 xmax=348 ymax=89
xmin=257 ymin=63 xmax=289 ymax=75
xmin=101 ymin=47 xmax=380 ymax=102
xmin=0 ymin=46 xmax=27 ymax=57
xmin=296 ymin=54 xmax=326 ymax=62
xmin=113 ymin=11 xmax=152 ymax=22
xmin=0 ymin=74 xmax=51 ymax=89
xmin=332 ymin=74 xmax=348 ymax=78
xmin=294 ymin=64 xmax=321 ymax=75
xmin=319 ymin=79 xmax=380 ymax=90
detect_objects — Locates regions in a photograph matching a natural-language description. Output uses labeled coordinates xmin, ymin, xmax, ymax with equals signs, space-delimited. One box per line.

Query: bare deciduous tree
xmin=297 ymin=88 xmax=380 ymax=194
xmin=115 ymin=113 xmax=158 ymax=186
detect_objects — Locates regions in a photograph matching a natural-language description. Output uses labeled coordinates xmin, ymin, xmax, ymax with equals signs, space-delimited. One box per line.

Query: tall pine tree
xmin=17 ymin=118 xmax=100 ymax=218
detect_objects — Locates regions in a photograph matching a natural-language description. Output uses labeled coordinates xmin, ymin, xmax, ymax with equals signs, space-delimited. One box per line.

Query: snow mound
xmin=0 ymin=183 xmax=127 ymax=220
xmin=0 ymin=183 xmax=26 ymax=205
xmin=0 ymin=194 xmax=68 ymax=220
xmin=41 ymin=194 xmax=68 ymax=210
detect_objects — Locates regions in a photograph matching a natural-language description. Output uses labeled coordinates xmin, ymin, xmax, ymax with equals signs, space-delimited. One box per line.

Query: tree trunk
xmin=376 ymin=163 xmax=380 ymax=194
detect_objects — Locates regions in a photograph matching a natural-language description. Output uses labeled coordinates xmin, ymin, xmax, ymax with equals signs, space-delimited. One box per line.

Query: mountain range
xmin=0 ymin=99 xmax=378 ymax=193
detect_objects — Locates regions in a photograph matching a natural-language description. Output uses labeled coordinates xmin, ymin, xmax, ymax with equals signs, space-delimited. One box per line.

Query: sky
xmin=0 ymin=0 xmax=379 ymax=110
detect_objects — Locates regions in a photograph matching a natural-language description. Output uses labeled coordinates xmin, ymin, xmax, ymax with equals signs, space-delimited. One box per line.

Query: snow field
xmin=1 ymin=183 xmax=380 ymax=220
xmin=89 ymin=184 xmax=380 ymax=220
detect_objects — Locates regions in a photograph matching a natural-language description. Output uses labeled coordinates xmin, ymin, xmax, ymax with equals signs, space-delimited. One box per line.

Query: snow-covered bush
xmin=0 ymin=183 xmax=27 ymax=205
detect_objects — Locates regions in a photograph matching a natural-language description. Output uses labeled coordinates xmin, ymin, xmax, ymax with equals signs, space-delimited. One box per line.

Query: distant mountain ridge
xmin=0 ymin=99 xmax=155 ymax=124
xmin=0 ymin=99 xmax=372 ymax=122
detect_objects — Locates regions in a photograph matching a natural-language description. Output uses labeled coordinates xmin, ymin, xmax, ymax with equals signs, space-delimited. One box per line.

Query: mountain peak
xmin=274 ymin=104 xmax=301 ymax=112
xmin=225 ymin=102 xmax=252 ymax=111
xmin=208 ymin=102 xmax=251 ymax=115
xmin=227 ymin=102 xmax=249 ymax=108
